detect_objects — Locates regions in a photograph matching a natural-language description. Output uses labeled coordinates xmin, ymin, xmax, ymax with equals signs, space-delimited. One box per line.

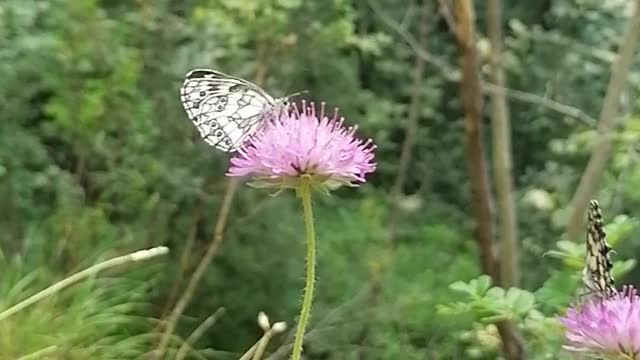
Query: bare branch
xmin=566 ymin=0 xmax=640 ymax=241
xmin=154 ymin=179 xmax=239 ymax=359
xmin=370 ymin=0 xmax=598 ymax=127
xmin=436 ymin=0 xmax=460 ymax=41
xmin=368 ymin=0 xmax=460 ymax=81
xmin=388 ymin=0 xmax=429 ymax=245
xmin=483 ymin=84 xmax=596 ymax=126
xmin=175 ymin=308 xmax=226 ymax=360
xmin=160 ymin=202 xmax=203 ymax=318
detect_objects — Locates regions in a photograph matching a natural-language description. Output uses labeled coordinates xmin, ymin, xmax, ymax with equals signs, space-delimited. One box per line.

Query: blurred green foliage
xmin=1 ymin=0 xmax=640 ymax=359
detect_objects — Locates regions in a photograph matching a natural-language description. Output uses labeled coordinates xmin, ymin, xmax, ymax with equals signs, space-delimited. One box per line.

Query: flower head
xmin=227 ymin=102 xmax=376 ymax=191
xmin=558 ymin=286 xmax=640 ymax=359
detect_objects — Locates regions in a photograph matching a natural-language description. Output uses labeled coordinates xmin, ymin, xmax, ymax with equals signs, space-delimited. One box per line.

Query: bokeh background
xmin=1 ymin=0 xmax=640 ymax=359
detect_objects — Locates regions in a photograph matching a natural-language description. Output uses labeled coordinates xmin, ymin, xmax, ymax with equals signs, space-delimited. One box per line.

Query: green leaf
xmin=505 ymin=288 xmax=536 ymax=315
xmin=471 ymin=275 xmax=492 ymax=294
xmin=486 ymin=286 xmax=505 ymax=301
xmin=613 ymin=258 xmax=637 ymax=279
xmin=535 ymin=271 xmax=577 ymax=311
xmin=450 ymin=281 xmax=473 ymax=295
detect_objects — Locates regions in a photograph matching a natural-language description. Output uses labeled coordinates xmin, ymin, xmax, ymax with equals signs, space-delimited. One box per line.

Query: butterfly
xmin=582 ymin=200 xmax=617 ymax=298
xmin=179 ymin=69 xmax=289 ymax=152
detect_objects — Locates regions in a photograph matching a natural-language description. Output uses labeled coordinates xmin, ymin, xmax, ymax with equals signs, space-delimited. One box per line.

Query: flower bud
xmin=272 ymin=321 xmax=287 ymax=333
xmin=257 ymin=311 xmax=270 ymax=331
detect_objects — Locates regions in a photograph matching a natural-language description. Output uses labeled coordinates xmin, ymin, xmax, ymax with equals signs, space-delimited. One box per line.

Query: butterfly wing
xmin=196 ymin=90 xmax=274 ymax=151
xmin=180 ymin=69 xmax=276 ymax=152
xmin=582 ymin=200 xmax=616 ymax=298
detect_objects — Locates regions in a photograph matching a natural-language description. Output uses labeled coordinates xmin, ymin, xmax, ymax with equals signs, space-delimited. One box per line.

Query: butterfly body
xmin=582 ymin=200 xmax=616 ymax=298
xmin=180 ymin=69 xmax=288 ymax=152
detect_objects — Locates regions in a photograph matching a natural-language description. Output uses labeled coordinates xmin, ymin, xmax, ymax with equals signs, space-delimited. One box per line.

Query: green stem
xmin=291 ymin=176 xmax=316 ymax=360
xmin=0 ymin=246 xmax=169 ymax=322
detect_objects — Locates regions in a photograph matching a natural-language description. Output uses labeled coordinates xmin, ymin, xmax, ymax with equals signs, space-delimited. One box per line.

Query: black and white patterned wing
xmin=180 ymin=69 xmax=276 ymax=152
xmin=582 ymin=200 xmax=616 ymax=298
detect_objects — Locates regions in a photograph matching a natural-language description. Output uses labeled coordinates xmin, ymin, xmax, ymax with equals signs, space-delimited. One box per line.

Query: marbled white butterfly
xmin=179 ymin=69 xmax=289 ymax=152
xmin=582 ymin=200 xmax=617 ymax=298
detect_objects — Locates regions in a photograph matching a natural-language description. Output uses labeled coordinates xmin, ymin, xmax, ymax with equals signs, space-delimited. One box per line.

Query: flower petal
xmin=227 ymin=102 xmax=376 ymax=191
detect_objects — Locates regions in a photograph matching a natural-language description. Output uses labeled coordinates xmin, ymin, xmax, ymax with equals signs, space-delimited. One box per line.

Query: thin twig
xmin=368 ymin=0 xmax=460 ymax=81
xmin=161 ymin=203 xmax=203 ymax=318
xmin=233 ymin=195 xmax=278 ymax=225
xmin=436 ymin=0 xmax=460 ymax=41
xmin=483 ymin=83 xmax=597 ymax=126
xmin=526 ymin=29 xmax=616 ymax=64
xmin=0 ymin=246 xmax=169 ymax=322
xmin=387 ymin=0 xmax=429 ymax=245
xmin=153 ymin=179 xmax=238 ymax=359
xmin=370 ymin=0 xmax=599 ymax=127
xmin=174 ymin=308 xmax=226 ymax=360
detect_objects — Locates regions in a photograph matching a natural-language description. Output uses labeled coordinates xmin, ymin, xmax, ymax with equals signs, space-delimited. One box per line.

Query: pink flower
xmin=558 ymin=286 xmax=640 ymax=359
xmin=227 ymin=102 xmax=376 ymax=191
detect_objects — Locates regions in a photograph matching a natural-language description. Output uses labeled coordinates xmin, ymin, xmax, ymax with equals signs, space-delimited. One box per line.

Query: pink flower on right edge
xmin=227 ymin=102 xmax=376 ymax=192
xmin=558 ymin=286 xmax=640 ymax=359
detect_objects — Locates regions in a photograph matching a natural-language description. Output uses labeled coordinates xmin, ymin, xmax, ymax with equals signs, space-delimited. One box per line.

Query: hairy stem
xmin=291 ymin=176 xmax=316 ymax=360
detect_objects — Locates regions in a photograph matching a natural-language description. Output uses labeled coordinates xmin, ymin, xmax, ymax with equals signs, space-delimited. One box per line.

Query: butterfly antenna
xmin=286 ymin=90 xmax=310 ymax=100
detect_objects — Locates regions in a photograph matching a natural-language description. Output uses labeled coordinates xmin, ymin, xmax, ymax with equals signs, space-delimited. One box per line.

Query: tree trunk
xmin=453 ymin=0 xmax=497 ymax=280
xmin=453 ymin=1 xmax=525 ymax=359
xmin=487 ymin=0 xmax=519 ymax=288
